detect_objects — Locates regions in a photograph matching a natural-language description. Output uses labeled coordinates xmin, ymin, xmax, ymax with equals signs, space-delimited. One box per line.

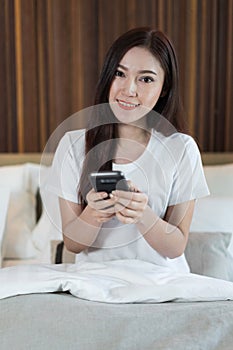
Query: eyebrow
xmin=118 ymin=64 xmax=157 ymax=76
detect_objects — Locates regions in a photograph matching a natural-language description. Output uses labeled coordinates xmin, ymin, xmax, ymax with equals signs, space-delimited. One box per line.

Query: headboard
xmin=0 ymin=153 xmax=53 ymax=166
xmin=0 ymin=152 xmax=233 ymax=166
xmin=201 ymin=153 xmax=233 ymax=165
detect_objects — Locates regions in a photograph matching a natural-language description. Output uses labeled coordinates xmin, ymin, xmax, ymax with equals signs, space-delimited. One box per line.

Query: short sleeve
xmin=168 ymin=135 xmax=209 ymax=206
xmin=44 ymin=131 xmax=85 ymax=203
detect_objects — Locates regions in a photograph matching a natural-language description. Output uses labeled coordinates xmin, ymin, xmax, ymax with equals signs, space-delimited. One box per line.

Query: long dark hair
xmin=78 ymin=27 xmax=187 ymax=208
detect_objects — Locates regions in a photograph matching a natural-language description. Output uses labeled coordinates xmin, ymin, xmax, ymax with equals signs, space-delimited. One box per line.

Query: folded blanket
xmin=1 ymin=259 xmax=233 ymax=303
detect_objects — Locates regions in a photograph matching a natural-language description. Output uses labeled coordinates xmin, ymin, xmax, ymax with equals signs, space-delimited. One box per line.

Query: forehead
xmin=119 ymin=46 xmax=161 ymax=70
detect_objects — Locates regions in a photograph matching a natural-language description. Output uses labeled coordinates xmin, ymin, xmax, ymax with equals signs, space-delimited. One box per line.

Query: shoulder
xmin=150 ymin=130 xmax=201 ymax=166
xmin=56 ymin=129 xmax=86 ymax=152
xmin=172 ymin=133 xmax=200 ymax=153
xmin=61 ymin=129 xmax=86 ymax=145
xmin=170 ymin=133 xmax=202 ymax=165
xmin=153 ymin=130 xmax=200 ymax=153
xmin=52 ymin=129 xmax=86 ymax=166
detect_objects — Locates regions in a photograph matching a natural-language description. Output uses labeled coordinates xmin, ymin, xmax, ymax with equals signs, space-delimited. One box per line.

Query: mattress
xmin=1 ymin=293 xmax=233 ymax=350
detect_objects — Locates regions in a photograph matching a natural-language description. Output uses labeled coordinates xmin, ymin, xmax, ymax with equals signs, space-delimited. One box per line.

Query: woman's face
xmin=109 ymin=46 xmax=165 ymax=125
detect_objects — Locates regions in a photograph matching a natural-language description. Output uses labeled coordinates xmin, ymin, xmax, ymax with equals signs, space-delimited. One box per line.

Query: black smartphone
xmin=89 ymin=171 xmax=130 ymax=194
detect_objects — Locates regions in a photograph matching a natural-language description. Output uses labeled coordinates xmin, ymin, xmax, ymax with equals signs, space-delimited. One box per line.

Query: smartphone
xmin=89 ymin=171 xmax=130 ymax=194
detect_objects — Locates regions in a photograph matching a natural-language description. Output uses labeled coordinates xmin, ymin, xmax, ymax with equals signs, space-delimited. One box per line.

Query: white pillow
xmin=185 ymin=231 xmax=232 ymax=281
xmin=0 ymin=163 xmax=40 ymax=259
xmin=190 ymin=196 xmax=233 ymax=257
xmin=31 ymin=187 xmax=63 ymax=263
xmin=204 ymin=163 xmax=233 ymax=196
xmin=0 ymin=187 xmax=10 ymax=267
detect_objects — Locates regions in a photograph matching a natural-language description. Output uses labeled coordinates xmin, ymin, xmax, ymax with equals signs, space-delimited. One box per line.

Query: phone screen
xmin=89 ymin=171 xmax=129 ymax=193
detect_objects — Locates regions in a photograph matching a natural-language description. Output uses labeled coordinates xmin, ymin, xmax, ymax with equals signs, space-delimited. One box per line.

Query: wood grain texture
xmin=1 ymin=152 xmax=233 ymax=166
xmin=0 ymin=0 xmax=232 ymax=152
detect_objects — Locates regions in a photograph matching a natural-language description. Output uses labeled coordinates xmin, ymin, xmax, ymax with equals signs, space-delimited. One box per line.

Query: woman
xmin=47 ymin=27 xmax=209 ymax=272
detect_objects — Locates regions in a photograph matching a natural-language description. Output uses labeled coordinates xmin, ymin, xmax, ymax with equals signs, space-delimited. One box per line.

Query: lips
xmin=116 ymin=99 xmax=139 ymax=110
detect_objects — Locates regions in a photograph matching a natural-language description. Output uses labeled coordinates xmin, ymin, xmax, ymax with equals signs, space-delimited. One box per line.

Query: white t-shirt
xmin=45 ymin=128 xmax=209 ymax=272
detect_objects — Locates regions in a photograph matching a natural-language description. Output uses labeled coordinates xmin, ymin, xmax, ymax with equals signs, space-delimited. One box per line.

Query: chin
xmin=110 ymin=103 xmax=149 ymax=126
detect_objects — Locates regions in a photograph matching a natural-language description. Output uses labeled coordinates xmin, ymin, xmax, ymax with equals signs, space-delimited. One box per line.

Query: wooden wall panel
xmin=0 ymin=0 xmax=17 ymax=151
xmin=0 ymin=0 xmax=232 ymax=152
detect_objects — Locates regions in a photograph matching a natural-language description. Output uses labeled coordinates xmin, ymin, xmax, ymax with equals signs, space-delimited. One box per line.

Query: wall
xmin=0 ymin=0 xmax=232 ymax=152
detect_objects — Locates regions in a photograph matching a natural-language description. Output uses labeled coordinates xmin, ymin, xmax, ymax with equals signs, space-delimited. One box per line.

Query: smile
xmin=117 ymin=99 xmax=139 ymax=109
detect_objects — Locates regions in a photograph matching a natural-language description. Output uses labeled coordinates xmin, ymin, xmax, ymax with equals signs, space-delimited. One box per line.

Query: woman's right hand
xmin=86 ymin=189 xmax=116 ymax=223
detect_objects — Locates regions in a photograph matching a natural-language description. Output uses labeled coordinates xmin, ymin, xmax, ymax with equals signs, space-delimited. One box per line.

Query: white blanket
xmin=1 ymin=259 xmax=233 ymax=303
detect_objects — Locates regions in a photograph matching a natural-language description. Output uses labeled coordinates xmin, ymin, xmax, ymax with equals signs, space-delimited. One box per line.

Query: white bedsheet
xmin=1 ymin=259 xmax=233 ymax=303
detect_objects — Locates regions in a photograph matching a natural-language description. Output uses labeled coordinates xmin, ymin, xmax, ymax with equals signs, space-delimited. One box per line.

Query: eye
xmin=139 ymin=76 xmax=154 ymax=83
xmin=115 ymin=69 xmax=125 ymax=77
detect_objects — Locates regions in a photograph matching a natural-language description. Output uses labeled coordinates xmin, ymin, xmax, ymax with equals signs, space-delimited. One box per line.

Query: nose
xmin=122 ymin=78 xmax=138 ymax=97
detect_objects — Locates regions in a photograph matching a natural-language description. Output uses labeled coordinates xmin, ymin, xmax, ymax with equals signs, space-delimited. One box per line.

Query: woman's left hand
xmin=110 ymin=186 xmax=148 ymax=224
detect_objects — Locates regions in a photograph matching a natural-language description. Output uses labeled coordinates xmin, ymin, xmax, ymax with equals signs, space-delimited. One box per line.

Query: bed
xmin=1 ymin=152 xmax=233 ymax=350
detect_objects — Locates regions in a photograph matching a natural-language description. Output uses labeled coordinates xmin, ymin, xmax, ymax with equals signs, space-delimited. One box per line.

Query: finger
xmin=116 ymin=206 xmax=139 ymax=218
xmin=93 ymin=210 xmax=115 ymax=218
xmin=127 ymin=180 xmax=141 ymax=193
xmin=95 ymin=213 xmax=115 ymax=223
xmin=97 ymin=217 xmax=114 ymax=223
xmin=112 ymin=190 xmax=145 ymax=203
xmin=115 ymin=211 xmax=138 ymax=224
xmin=113 ymin=196 xmax=148 ymax=213
xmin=94 ymin=200 xmax=116 ymax=213
xmin=98 ymin=204 xmax=116 ymax=214
xmin=87 ymin=192 xmax=116 ymax=211
xmin=87 ymin=190 xmax=109 ymax=202
xmin=115 ymin=199 xmax=145 ymax=211
xmin=110 ymin=191 xmax=134 ymax=209
xmin=92 ymin=209 xmax=115 ymax=222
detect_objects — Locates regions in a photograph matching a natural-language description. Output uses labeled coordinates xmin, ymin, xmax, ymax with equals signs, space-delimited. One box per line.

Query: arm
xmin=59 ymin=190 xmax=116 ymax=253
xmin=136 ymin=200 xmax=195 ymax=259
xmin=111 ymin=190 xmax=195 ymax=259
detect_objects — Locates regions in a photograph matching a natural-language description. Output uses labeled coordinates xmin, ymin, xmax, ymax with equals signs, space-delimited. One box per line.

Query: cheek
xmin=145 ymin=87 xmax=163 ymax=106
xmin=109 ymin=81 xmax=118 ymax=101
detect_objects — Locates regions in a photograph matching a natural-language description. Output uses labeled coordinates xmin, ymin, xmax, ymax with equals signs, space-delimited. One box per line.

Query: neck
xmin=117 ymin=123 xmax=150 ymax=144
xmin=114 ymin=124 xmax=151 ymax=164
